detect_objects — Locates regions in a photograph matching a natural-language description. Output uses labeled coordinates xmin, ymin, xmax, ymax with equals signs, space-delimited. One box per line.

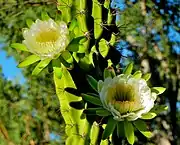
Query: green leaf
xmin=104 ymin=68 xmax=112 ymax=79
xmin=150 ymin=105 xmax=168 ymax=114
xmin=104 ymin=0 xmax=110 ymax=9
xmin=96 ymin=109 xmax=111 ymax=117
xmin=87 ymin=93 xmax=99 ymax=98
xmin=11 ymin=43 xmax=29 ymax=52
xmin=100 ymin=140 xmax=109 ymax=145
xmin=86 ymin=75 xmax=98 ymax=92
xmin=67 ymin=37 xmax=86 ymax=52
xmin=90 ymin=122 xmax=100 ymax=145
xmin=59 ymin=56 xmax=72 ymax=68
xmin=53 ymin=65 xmax=89 ymax=142
xmin=102 ymin=117 xmax=117 ymax=140
xmin=117 ymin=122 xmax=125 ymax=137
xmin=109 ymin=34 xmax=116 ymax=45
xmin=123 ymin=62 xmax=133 ymax=75
xmin=53 ymin=67 xmax=62 ymax=79
xmin=57 ymin=0 xmax=72 ymax=23
xmin=151 ymin=87 xmax=166 ymax=95
xmin=141 ymin=112 xmax=157 ymax=119
xmin=61 ymin=51 xmax=73 ymax=64
xmin=81 ymin=93 xmax=102 ymax=106
xmin=142 ymin=73 xmax=151 ymax=81
xmin=18 ymin=55 xmax=40 ymax=68
xmin=41 ymin=11 xmax=50 ymax=20
xmin=98 ymin=80 xmax=104 ymax=93
xmin=103 ymin=67 xmax=116 ymax=79
xmin=69 ymin=18 xmax=78 ymax=31
xmin=69 ymin=100 xmax=84 ymax=110
xmin=133 ymin=120 xmax=153 ymax=138
xmin=52 ymin=59 xmax=62 ymax=79
xmin=32 ymin=58 xmax=51 ymax=75
xmin=83 ymin=108 xmax=102 ymax=115
xmin=133 ymin=71 xmax=142 ymax=79
xmin=52 ymin=58 xmax=61 ymax=68
xmin=124 ymin=121 xmax=134 ymax=145
xmin=92 ymin=0 xmax=103 ymax=39
xmin=99 ymin=39 xmax=109 ymax=58
xmin=26 ymin=19 xmax=34 ymax=28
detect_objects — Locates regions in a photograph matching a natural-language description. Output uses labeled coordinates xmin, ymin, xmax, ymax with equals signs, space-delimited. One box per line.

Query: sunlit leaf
xmin=92 ymin=0 xmax=103 ymax=39
xmin=100 ymin=140 xmax=109 ymax=145
xmin=52 ymin=59 xmax=62 ymax=79
xmin=151 ymin=87 xmax=166 ymax=95
xmin=90 ymin=122 xmax=100 ymax=145
xmin=142 ymin=73 xmax=151 ymax=81
xmin=18 ymin=55 xmax=40 ymax=68
xmin=99 ymin=39 xmax=109 ymax=58
xmin=141 ymin=112 xmax=157 ymax=119
xmin=69 ymin=18 xmax=78 ymax=31
xmin=67 ymin=37 xmax=87 ymax=52
xmin=123 ymin=62 xmax=133 ymax=75
xmin=133 ymin=71 xmax=142 ymax=79
xmin=53 ymin=67 xmax=62 ymax=79
xmin=61 ymin=51 xmax=73 ymax=64
xmin=32 ymin=58 xmax=51 ymax=75
xmin=11 ymin=43 xmax=29 ymax=51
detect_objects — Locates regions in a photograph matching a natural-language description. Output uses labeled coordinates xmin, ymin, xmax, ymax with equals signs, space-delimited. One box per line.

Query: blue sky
xmin=0 ymin=43 xmax=25 ymax=84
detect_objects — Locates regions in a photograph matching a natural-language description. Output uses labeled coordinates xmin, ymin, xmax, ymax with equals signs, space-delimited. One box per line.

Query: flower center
xmin=110 ymin=83 xmax=138 ymax=114
xmin=114 ymin=83 xmax=135 ymax=102
xmin=36 ymin=29 xmax=59 ymax=43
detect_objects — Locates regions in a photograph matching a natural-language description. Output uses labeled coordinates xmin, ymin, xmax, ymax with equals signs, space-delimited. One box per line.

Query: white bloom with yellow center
xmin=98 ymin=74 xmax=157 ymax=121
xmin=23 ymin=19 xmax=69 ymax=59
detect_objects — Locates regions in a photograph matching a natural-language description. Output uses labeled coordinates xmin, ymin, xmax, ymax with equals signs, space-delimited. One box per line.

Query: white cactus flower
xmin=98 ymin=74 xmax=157 ymax=121
xmin=22 ymin=19 xmax=69 ymax=59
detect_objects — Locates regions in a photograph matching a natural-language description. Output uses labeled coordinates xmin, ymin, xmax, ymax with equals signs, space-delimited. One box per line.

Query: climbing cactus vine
xmin=11 ymin=0 xmax=167 ymax=145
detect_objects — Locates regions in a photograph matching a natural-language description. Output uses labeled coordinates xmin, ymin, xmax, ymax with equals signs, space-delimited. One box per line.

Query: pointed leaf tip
xmin=151 ymin=87 xmax=166 ymax=95
xmin=142 ymin=73 xmax=151 ymax=81
xmin=123 ymin=62 xmax=133 ymax=75
xmin=11 ymin=43 xmax=29 ymax=52
xmin=133 ymin=71 xmax=142 ymax=79
xmin=141 ymin=112 xmax=157 ymax=119
xmin=81 ymin=93 xmax=102 ymax=106
xmin=102 ymin=117 xmax=117 ymax=140
xmin=86 ymin=75 xmax=98 ymax=92
xmin=32 ymin=58 xmax=51 ymax=75
xmin=18 ymin=55 xmax=40 ymax=68
xmin=134 ymin=120 xmax=153 ymax=138
xmin=124 ymin=121 xmax=134 ymax=145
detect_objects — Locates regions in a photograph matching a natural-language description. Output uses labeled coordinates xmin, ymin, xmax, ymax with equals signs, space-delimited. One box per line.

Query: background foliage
xmin=0 ymin=0 xmax=179 ymax=145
